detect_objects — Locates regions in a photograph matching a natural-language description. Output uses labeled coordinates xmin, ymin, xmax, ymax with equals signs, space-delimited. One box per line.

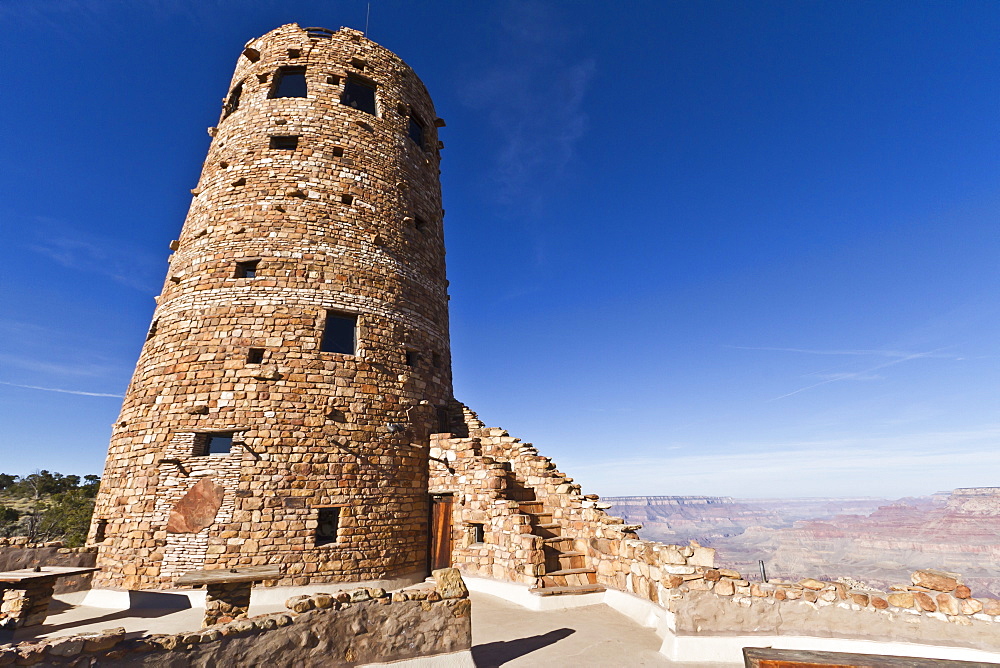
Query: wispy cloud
xmin=768 ymin=349 xmax=942 ymax=400
xmin=727 ymin=344 xmax=964 ymax=400
xmin=462 ymin=1 xmax=595 ymax=215
xmin=810 ymin=372 xmax=884 ymax=382
xmin=25 ymin=218 xmax=161 ymax=292
xmin=0 ymin=353 xmax=122 ymax=378
xmin=567 ymin=427 xmax=1000 ymax=498
xmin=0 ymin=381 xmax=122 ymax=398
xmin=728 ymin=345 xmax=961 ymax=359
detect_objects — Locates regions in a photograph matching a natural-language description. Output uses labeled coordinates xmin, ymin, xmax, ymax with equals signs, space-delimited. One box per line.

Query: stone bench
xmin=174 ymin=565 xmax=282 ymax=627
xmin=0 ymin=566 xmax=99 ymax=628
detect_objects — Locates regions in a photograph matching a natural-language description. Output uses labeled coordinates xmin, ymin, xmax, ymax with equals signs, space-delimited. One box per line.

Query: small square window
xmin=316 ymin=507 xmax=341 ymax=546
xmin=93 ymin=519 xmax=108 ymax=543
xmin=270 ymin=66 xmax=307 ymax=98
xmin=235 ymin=260 xmax=259 ymax=278
xmin=432 ymin=352 xmax=443 ymax=368
xmin=405 ymin=350 xmax=419 ymax=367
xmin=146 ymin=319 xmax=159 ymax=341
xmin=341 ymin=193 xmax=354 ymax=205
xmin=408 ymin=115 xmax=425 ymax=148
xmin=321 ymin=311 xmax=357 ymax=355
xmin=341 ymin=77 xmax=377 ymax=115
xmin=469 ymin=523 xmax=485 ymax=544
xmin=223 ymin=83 xmax=243 ymax=119
xmin=306 ymin=27 xmax=334 ymax=40
xmin=247 ymin=348 xmax=265 ymax=364
xmin=195 ymin=432 xmax=235 ymax=457
xmin=270 ymin=135 xmax=299 ymax=150
xmin=414 ymin=216 xmax=428 ymax=231
xmin=436 ymin=406 xmax=450 ymax=433
xmin=331 ymin=146 xmax=345 ymax=158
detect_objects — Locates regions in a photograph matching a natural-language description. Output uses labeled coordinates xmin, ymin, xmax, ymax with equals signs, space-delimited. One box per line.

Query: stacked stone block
xmin=429 ymin=404 xmax=1000 ymax=651
xmin=91 ymin=23 xmax=452 ymax=590
xmin=0 ymin=570 xmax=472 ymax=666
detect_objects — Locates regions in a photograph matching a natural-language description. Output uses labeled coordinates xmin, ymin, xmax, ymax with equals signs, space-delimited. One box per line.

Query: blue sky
xmin=1 ymin=1 xmax=998 ymax=498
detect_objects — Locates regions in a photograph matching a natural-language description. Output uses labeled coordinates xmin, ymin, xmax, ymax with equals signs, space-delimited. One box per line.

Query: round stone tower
xmin=90 ymin=23 xmax=451 ymax=590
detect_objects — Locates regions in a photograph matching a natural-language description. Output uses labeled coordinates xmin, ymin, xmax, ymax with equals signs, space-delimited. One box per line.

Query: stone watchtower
xmin=90 ymin=24 xmax=450 ymax=590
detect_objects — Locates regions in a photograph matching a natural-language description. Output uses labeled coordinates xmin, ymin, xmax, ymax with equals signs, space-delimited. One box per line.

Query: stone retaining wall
xmin=0 ymin=569 xmax=471 ymax=666
xmin=432 ymin=404 xmax=1000 ymax=654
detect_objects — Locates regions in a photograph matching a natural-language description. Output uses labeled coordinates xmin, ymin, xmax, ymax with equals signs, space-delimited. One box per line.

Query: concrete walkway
xmin=471 ymin=591 xmax=721 ymax=667
xmin=12 ymin=590 xmax=736 ymax=667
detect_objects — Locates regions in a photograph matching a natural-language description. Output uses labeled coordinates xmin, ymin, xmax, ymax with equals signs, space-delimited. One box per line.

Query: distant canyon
xmin=605 ymin=487 xmax=1000 ymax=597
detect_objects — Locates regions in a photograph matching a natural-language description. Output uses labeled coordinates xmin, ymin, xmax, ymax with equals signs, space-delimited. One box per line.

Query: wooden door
xmin=429 ymin=494 xmax=454 ymax=571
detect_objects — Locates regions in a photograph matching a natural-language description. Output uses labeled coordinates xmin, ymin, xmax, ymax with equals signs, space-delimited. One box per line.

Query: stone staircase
xmin=516 ymin=498 xmax=605 ymax=597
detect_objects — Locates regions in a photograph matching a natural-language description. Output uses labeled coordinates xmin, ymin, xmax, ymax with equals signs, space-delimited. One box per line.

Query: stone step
xmin=542 ymin=536 xmax=573 ymax=544
xmin=544 ymin=549 xmax=587 ymax=570
xmin=543 ymin=568 xmax=596 ymax=577
xmin=528 ymin=584 xmax=606 ymax=597
xmin=541 ymin=570 xmax=598 ymax=587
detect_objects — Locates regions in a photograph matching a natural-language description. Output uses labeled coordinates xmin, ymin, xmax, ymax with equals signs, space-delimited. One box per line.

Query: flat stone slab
xmin=0 ymin=567 xmax=99 ymax=585
xmin=744 ymin=647 xmax=997 ymax=667
xmin=174 ymin=565 xmax=282 ymax=587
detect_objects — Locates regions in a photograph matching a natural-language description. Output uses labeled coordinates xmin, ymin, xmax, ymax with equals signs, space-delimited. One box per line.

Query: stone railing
xmin=435 ymin=404 xmax=1000 ymax=654
xmin=0 ymin=569 xmax=472 ymax=667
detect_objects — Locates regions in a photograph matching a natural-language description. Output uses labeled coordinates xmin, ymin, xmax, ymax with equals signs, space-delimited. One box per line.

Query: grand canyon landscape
xmin=607 ymin=487 xmax=1000 ymax=597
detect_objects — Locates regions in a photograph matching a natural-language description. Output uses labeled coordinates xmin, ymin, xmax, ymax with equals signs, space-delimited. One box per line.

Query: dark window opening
xmin=327 ymin=75 xmax=341 ymax=85
xmin=223 ymin=83 xmax=242 ymax=119
xmin=350 ymin=57 xmax=367 ymax=70
xmin=270 ymin=135 xmax=299 ymax=150
xmin=414 ymin=216 xmax=428 ymax=231
xmin=270 ymin=67 xmax=307 ymax=98
xmin=408 ymin=115 xmax=425 ymax=148
xmin=234 ymin=260 xmax=259 ymax=278
xmin=247 ymin=348 xmax=265 ymax=364
xmin=287 ymin=48 xmax=301 ymax=58
xmin=321 ymin=311 xmax=357 ymax=355
xmin=146 ymin=319 xmax=158 ymax=341
xmin=93 ymin=519 xmax=108 ymax=543
xmin=432 ymin=352 xmax=443 ymax=368
xmin=331 ymin=146 xmax=345 ymax=157
xmin=405 ymin=350 xmax=419 ymax=367
xmin=470 ymin=523 xmax=485 ymax=544
xmin=195 ymin=432 xmax=235 ymax=457
xmin=341 ymin=193 xmax=354 ymax=205
xmin=316 ymin=507 xmax=341 ymax=545
xmin=341 ymin=77 xmax=377 ymax=115
xmin=436 ymin=406 xmax=450 ymax=433
xmin=306 ymin=27 xmax=334 ymax=39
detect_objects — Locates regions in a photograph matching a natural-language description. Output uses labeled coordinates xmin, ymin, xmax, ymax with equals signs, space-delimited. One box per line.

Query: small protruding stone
xmin=911 ymin=569 xmax=960 ymax=592
xmin=432 ymin=568 xmax=468 ymax=599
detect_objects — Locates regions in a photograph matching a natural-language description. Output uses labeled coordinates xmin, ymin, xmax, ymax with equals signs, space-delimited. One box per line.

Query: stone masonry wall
xmin=91 ymin=23 xmax=452 ymax=590
xmin=431 ymin=403 xmax=1000 ymax=653
xmin=0 ymin=569 xmax=471 ymax=666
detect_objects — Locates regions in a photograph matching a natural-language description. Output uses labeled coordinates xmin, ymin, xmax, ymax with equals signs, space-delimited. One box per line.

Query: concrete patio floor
xmin=9 ymin=590 xmax=738 ymax=667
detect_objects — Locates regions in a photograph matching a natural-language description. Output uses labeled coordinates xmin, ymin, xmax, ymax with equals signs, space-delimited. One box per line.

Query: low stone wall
xmin=675 ymin=587 xmax=1000 ymax=653
xmin=0 ymin=540 xmax=97 ymax=594
xmin=0 ymin=569 xmax=472 ymax=667
xmin=433 ymin=404 xmax=1000 ymax=656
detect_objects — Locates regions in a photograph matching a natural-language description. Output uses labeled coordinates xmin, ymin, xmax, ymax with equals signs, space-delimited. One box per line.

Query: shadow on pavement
xmin=472 ymin=627 xmax=575 ymax=667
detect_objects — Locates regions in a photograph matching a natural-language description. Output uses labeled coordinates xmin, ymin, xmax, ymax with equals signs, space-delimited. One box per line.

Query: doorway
xmin=429 ymin=493 xmax=454 ymax=571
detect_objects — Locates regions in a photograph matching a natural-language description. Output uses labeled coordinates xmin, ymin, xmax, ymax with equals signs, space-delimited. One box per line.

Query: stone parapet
xmin=432 ymin=403 xmax=1000 ymax=654
xmin=0 ymin=570 xmax=471 ymax=666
